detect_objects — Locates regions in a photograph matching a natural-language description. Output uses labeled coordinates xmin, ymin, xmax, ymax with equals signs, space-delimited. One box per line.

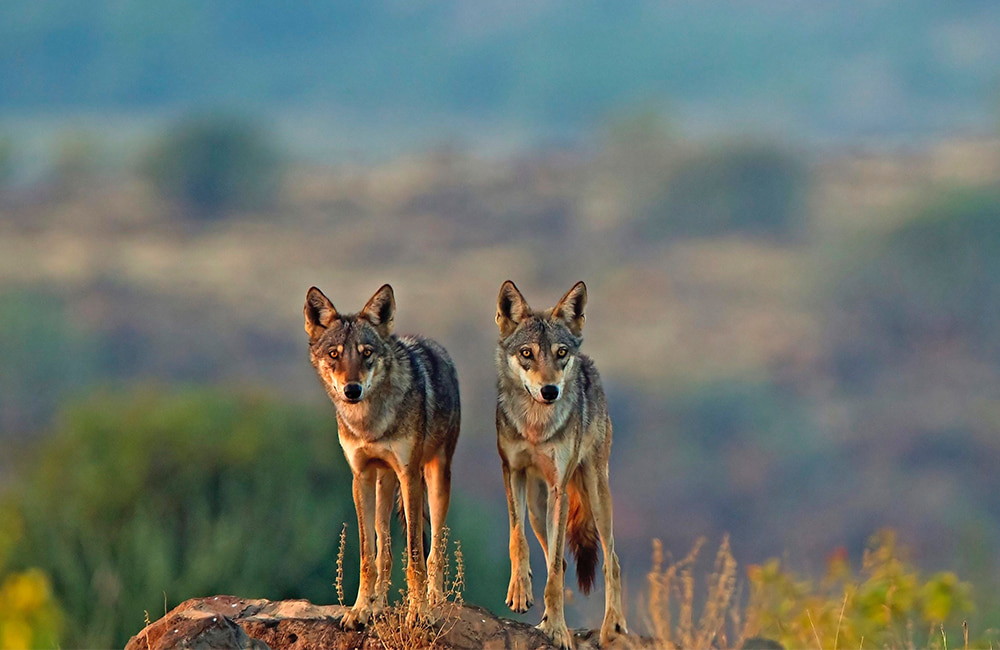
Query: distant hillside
xmin=2 ymin=1 xmax=999 ymax=146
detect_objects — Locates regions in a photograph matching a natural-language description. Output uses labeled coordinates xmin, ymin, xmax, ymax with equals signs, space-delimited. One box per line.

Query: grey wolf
xmin=304 ymin=284 xmax=460 ymax=627
xmin=495 ymin=280 xmax=628 ymax=649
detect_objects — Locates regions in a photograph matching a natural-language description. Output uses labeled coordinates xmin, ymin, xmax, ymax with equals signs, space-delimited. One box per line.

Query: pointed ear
xmin=304 ymin=286 xmax=340 ymax=342
xmin=361 ymin=284 xmax=395 ymax=338
xmin=496 ymin=280 xmax=531 ymax=338
xmin=552 ymin=281 xmax=587 ymax=336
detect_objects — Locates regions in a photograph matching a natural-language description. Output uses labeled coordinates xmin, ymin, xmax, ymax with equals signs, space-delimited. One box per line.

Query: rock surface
xmin=125 ymin=595 xmax=649 ymax=650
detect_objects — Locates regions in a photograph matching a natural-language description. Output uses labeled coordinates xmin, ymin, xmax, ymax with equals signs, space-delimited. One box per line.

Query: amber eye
xmin=329 ymin=350 xmax=340 ymax=359
xmin=519 ymin=348 xmax=532 ymax=359
xmin=363 ymin=348 xmax=373 ymax=358
xmin=557 ymin=347 xmax=568 ymax=358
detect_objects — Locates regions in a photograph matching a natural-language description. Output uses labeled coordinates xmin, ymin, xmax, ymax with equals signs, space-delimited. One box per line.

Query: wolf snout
xmin=343 ymin=382 xmax=364 ymax=402
xmin=540 ymin=385 xmax=560 ymax=402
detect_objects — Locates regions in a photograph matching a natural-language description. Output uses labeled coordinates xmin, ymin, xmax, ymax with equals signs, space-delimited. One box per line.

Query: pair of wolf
xmin=304 ymin=280 xmax=628 ymax=649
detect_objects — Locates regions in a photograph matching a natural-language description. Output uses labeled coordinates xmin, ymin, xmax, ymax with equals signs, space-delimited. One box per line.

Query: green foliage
xmin=641 ymin=141 xmax=808 ymax=239
xmin=143 ymin=116 xmax=281 ymax=218
xmin=1 ymin=388 xmax=353 ymax=648
xmin=747 ymin=530 xmax=976 ymax=649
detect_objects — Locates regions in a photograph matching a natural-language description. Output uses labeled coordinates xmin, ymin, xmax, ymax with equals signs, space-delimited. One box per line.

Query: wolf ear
xmin=552 ymin=281 xmax=587 ymax=336
xmin=361 ymin=284 xmax=395 ymax=338
xmin=496 ymin=280 xmax=531 ymax=338
xmin=304 ymin=286 xmax=340 ymax=342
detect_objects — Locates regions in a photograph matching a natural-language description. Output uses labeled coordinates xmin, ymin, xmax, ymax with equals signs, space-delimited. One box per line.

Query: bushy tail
xmin=567 ymin=480 xmax=599 ymax=595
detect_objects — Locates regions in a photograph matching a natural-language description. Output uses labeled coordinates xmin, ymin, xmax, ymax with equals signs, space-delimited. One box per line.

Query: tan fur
xmin=305 ymin=284 xmax=460 ymax=628
xmin=495 ymin=280 xmax=628 ymax=649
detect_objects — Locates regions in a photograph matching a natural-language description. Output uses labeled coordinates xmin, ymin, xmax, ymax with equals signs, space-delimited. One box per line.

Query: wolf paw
xmin=600 ymin=610 xmax=628 ymax=645
xmin=537 ymin=615 xmax=574 ymax=650
xmin=340 ymin=604 xmax=372 ymax=630
xmin=506 ymin=571 xmax=533 ymax=613
xmin=405 ymin=600 xmax=435 ymax=627
xmin=427 ymin=584 xmax=445 ymax=608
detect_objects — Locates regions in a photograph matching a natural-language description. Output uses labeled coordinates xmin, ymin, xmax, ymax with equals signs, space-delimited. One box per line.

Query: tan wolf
xmin=304 ymin=284 xmax=460 ymax=628
xmin=495 ymin=280 xmax=628 ymax=649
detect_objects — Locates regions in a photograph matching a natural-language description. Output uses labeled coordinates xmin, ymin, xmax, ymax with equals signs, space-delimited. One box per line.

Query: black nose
xmin=540 ymin=385 xmax=559 ymax=402
xmin=343 ymin=383 xmax=363 ymax=401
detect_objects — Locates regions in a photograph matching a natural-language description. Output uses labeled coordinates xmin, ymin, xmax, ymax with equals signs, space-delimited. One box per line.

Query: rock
xmin=125 ymin=595 xmax=651 ymax=650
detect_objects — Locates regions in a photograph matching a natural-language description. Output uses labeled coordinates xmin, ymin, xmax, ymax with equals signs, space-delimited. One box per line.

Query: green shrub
xmin=641 ymin=141 xmax=808 ymax=239
xmin=143 ymin=115 xmax=281 ymax=218
xmin=0 ymin=388 xmax=353 ymax=648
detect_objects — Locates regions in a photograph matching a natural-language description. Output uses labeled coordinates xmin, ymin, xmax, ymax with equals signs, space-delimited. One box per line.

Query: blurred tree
xmin=834 ymin=188 xmax=1000 ymax=374
xmin=639 ymin=141 xmax=808 ymax=240
xmin=143 ymin=115 xmax=282 ymax=218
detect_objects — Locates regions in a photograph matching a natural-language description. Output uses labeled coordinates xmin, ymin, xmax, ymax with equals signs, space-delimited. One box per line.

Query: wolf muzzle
xmin=540 ymin=384 xmax=560 ymax=403
xmin=343 ymin=382 xmax=364 ymax=402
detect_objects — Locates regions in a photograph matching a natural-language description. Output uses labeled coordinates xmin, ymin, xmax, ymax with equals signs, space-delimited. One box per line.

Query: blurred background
xmin=1 ymin=1 xmax=1000 ymax=647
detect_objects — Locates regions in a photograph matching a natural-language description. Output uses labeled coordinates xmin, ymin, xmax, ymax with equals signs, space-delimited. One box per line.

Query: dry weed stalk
xmin=335 ymin=522 xmax=347 ymax=607
xmin=143 ymin=610 xmax=152 ymax=650
xmin=834 ymin=592 xmax=849 ymax=650
xmin=646 ymin=535 xmax=746 ymax=649
xmin=697 ymin=535 xmax=738 ymax=647
xmin=807 ymin=609 xmax=823 ymax=650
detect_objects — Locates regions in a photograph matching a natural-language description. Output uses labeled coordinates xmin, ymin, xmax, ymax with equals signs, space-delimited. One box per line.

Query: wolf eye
xmin=519 ymin=348 xmax=532 ymax=359
xmin=363 ymin=348 xmax=373 ymax=358
xmin=329 ymin=350 xmax=339 ymax=359
xmin=557 ymin=347 xmax=568 ymax=358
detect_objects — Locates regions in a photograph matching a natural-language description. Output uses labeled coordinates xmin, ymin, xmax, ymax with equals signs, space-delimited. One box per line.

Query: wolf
xmin=495 ymin=280 xmax=628 ymax=649
xmin=304 ymin=283 xmax=460 ymax=628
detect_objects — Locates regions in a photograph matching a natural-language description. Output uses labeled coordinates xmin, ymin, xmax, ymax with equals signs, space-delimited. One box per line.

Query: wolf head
xmin=496 ymin=280 xmax=587 ymax=405
xmin=304 ymin=284 xmax=396 ymax=405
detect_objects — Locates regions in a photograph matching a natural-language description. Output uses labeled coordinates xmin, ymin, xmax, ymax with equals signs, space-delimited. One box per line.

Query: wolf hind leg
xmin=424 ymin=452 xmax=452 ymax=606
xmin=580 ymin=455 xmax=628 ymax=644
xmin=373 ymin=466 xmax=397 ymax=615
xmin=537 ymin=482 xmax=573 ymax=649
xmin=400 ymin=466 xmax=430 ymax=625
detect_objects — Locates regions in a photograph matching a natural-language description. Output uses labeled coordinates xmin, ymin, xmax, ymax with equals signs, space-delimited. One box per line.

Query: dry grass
xmin=368 ymin=526 xmax=466 ymax=650
xmin=644 ymin=535 xmax=747 ymax=649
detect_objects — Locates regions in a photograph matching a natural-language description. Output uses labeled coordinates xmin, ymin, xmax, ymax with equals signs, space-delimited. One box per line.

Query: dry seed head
xmin=336 ymin=522 xmax=347 ymax=607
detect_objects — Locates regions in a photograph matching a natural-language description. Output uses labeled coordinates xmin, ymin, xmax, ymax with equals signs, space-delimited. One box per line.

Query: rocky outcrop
xmin=124 ymin=595 xmax=647 ymax=650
